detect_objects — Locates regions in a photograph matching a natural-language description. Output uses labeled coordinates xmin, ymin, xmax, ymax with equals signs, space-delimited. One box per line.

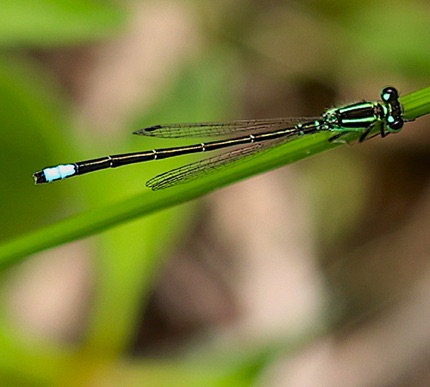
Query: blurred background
xmin=1 ymin=0 xmax=430 ymax=386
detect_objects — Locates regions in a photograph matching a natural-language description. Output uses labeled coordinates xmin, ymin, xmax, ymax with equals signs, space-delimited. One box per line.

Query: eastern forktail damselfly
xmin=33 ymin=87 xmax=404 ymax=190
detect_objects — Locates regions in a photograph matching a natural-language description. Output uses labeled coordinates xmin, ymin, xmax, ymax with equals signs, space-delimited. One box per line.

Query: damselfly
xmin=33 ymin=87 xmax=404 ymax=190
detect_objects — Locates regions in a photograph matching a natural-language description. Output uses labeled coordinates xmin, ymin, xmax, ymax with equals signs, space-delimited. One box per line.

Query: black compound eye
xmin=389 ymin=118 xmax=404 ymax=131
xmin=381 ymin=87 xmax=399 ymax=102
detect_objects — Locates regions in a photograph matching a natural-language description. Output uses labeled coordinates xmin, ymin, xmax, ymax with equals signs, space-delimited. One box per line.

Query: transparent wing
xmin=146 ymin=137 xmax=292 ymax=191
xmin=135 ymin=117 xmax=319 ymax=138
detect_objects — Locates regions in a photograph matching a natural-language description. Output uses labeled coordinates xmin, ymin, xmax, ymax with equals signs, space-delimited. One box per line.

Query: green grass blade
xmin=0 ymin=131 xmax=337 ymax=267
xmin=400 ymin=85 xmax=430 ymax=120
xmin=0 ymin=86 xmax=428 ymax=267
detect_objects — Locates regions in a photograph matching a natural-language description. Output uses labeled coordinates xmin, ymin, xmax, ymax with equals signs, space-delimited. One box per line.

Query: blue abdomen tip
xmin=43 ymin=164 xmax=76 ymax=182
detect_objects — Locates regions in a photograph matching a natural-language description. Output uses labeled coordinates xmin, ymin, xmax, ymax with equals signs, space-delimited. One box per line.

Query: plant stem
xmin=1 ymin=85 xmax=429 ymax=267
xmin=400 ymin=85 xmax=430 ymax=120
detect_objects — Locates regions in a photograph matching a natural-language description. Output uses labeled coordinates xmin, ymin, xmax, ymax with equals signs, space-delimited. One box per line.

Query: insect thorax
xmin=322 ymin=101 xmax=385 ymax=132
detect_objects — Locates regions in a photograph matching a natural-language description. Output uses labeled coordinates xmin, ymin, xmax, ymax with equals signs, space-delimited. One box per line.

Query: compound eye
xmin=389 ymin=118 xmax=404 ymax=131
xmin=381 ymin=87 xmax=399 ymax=102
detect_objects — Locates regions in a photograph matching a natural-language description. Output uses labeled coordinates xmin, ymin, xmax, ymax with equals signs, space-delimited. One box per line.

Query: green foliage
xmin=0 ymin=0 xmax=126 ymax=47
xmin=0 ymin=57 xmax=70 ymax=240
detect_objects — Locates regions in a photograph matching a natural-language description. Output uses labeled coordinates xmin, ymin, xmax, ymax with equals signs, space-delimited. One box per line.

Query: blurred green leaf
xmin=347 ymin=2 xmax=430 ymax=75
xmin=0 ymin=0 xmax=127 ymax=47
xmin=0 ymin=56 xmax=77 ymax=240
xmin=0 ymin=323 xmax=70 ymax=386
